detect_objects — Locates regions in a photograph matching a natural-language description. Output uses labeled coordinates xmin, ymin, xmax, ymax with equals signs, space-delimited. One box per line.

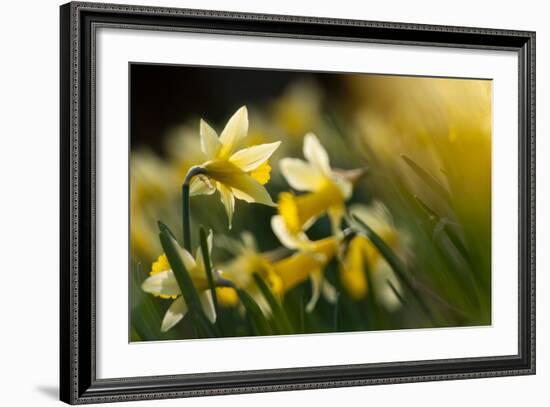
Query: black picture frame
xmin=60 ymin=2 xmax=536 ymax=404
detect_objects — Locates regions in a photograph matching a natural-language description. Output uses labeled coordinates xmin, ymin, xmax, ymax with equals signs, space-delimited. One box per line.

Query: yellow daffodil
xmin=270 ymin=215 xmax=339 ymax=312
xmin=275 ymin=133 xmax=355 ymax=237
xmin=141 ymin=231 xmax=217 ymax=332
xmin=271 ymin=236 xmax=339 ymax=312
xmin=130 ymin=150 xmax=178 ymax=260
xmin=340 ymin=202 xmax=408 ymax=311
xmin=219 ymin=232 xmax=338 ymax=314
xmin=188 ymin=106 xmax=281 ymax=228
xmin=216 ymin=232 xmax=283 ymax=315
xmin=271 ymin=80 xmax=323 ymax=138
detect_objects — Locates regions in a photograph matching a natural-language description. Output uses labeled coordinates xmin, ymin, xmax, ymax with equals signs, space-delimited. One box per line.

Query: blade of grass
xmin=402 ymin=155 xmax=452 ymax=204
xmin=347 ymin=214 xmax=436 ymax=324
xmin=158 ymin=230 xmax=216 ymax=337
xmin=415 ymin=195 xmax=471 ymax=264
xmin=387 ymin=279 xmax=407 ymax=307
xmin=235 ymin=288 xmax=273 ymax=336
xmin=333 ymin=292 xmax=341 ymax=332
xmin=253 ymin=273 xmax=294 ymax=334
xmin=199 ymin=226 xmax=220 ymax=332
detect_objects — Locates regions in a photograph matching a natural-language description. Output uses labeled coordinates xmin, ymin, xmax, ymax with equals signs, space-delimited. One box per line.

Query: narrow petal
xmin=218 ymin=183 xmax=235 ymax=228
xmin=200 ymin=290 xmax=217 ymax=323
xmin=279 ymin=158 xmax=325 ymax=192
xmin=333 ymin=176 xmax=353 ymax=200
xmin=229 ymin=141 xmax=281 ymax=172
xmin=303 ymin=133 xmax=331 ymax=175
xmin=321 ymin=278 xmax=338 ymax=304
xmin=161 ymin=297 xmax=188 ymax=332
xmin=219 ymin=106 xmax=248 ymax=158
xmin=141 ymin=270 xmax=181 ymax=297
xmin=305 ymin=270 xmax=323 ymax=313
xmin=189 ymin=176 xmax=216 ymax=196
xmin=169 ymin=234 xmax=197 ymax=272
xmin=328 ymin=206 xmax=345 ymax=235
xmin=229 ymin=174 xmax=275 ymax=207
xmin=271 ymin=215 xmax=311 ymax=250
xmin=200 ymin=119 xmax=221 ymax=159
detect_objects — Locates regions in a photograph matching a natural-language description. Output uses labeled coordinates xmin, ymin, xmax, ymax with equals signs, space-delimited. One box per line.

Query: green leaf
xmin=402 ymin=155 xmax=452 ymax=204
xmin=157 ymin=220 xmax=177 ymax=240
xmin=199 ymin=226 xmax=221 ymax=334
xmin=158 ymin=230 xmax=216 ymax=337
xmin=333 ymin=292 xmax=341 ymax=332
xmin=235 ymin=288 xmax=273 ymax=336
xmin=253 ymin=273 xmax=294 ymax=334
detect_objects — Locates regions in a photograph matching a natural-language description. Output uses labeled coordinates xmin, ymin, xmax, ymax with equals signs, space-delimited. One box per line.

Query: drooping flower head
xmin=141 ymin=231 xmax=217 ymax=332
xmin=189 ymin=106 xmax=281 ymax=228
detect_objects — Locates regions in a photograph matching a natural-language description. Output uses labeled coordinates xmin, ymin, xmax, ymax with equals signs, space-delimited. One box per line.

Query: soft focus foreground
xmin=130 ymin=73 xmax=492 ymax=341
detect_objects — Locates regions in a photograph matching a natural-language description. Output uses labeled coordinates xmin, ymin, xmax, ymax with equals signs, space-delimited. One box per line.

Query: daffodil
xmin=275 ymin=133 xmax=359 ymax=237
xmin=130 ymin=150 xmax=179 ymax=261
xmin=188 ymin=106 xmax=281 ymax=228
xmin=141 ymin=231 xmax=217 ymax=332
xmin=216 ymin=232 xmax=284 ymax=315
xmin=271 ymin=236 xmax=339 ymax=312
xmin=219 ymin=231 xmax=338 ymax=314
xmin=270 ymin=215 xmax=339 ymax=312
xmin=271 ymin=80 xmax=323 ymax=138
xmin=340 ymin=201 xmax=408 ymax=311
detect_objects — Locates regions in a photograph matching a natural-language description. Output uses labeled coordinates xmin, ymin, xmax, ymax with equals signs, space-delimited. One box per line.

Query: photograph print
xmin=129 ymin=64 xmax=492 ymax=342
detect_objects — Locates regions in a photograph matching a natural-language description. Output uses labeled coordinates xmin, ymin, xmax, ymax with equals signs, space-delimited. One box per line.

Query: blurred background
xmin=130 ymin=63 xmax=492 ymax=342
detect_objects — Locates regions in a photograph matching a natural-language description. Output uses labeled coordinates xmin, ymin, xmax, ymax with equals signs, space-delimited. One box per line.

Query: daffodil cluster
xmin=140 ymin=105 xmax=409 ymax=334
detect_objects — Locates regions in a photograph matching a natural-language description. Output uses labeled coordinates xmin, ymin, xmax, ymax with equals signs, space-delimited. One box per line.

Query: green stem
xmin=333 ymin=292 xmax=341 ymax=332
xmin=253 ymin=273 xmax=294 ymax=334
xmin=199 ymin=226 xmax=220 ymax=325
xmin=182 ymin=166 xmax=205 ymax=252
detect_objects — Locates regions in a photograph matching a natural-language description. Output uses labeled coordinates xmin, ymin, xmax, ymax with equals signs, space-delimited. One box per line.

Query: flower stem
xmin=182 ymin=166 xmax=205 ymax=252
xmin=199 ymin=226 xmax=220 ymax=321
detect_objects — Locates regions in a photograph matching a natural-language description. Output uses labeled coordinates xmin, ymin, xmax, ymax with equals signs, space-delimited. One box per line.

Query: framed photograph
xmin=60 ymin=1 xmax=535 ymax=404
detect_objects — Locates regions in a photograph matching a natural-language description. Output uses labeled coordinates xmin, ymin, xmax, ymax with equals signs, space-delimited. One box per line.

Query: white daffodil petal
xmin=229 ymin=174 xmax=275 ymax=207
xmin=279 ymin=158 xmax=326 ymax=192
xmin=303 ymin=133 xmax=331 ymax=175
xmin=189 ymin=177 xmax=215 ymax=196
xmin=321 ymin=278 xmax=338 ymax=304
xmin=169 ymin=235 xmax=197 ymax=272
xmin=240 ymin=231 xmax=257 ymax=252
xmin=350 ymin=201 xmax=394 ymax=235
xmin=333 ymin=176 xmax=353 ymax=200
xmin=194 ymin=230 xmax=212 ymax=275
xmin=161 ymin=297 xmax=188 ymax=332
xmin=141 ymin=270 xmax=181 ymax=297
xmin=219 ymin=106 xmax=248 ymax=158
xmin=305 ymin=270 xmax=323 ymax=313
xmin=218 ymin=183 xmax=235 ymax=228
xmin=271 ymin=215 xmax=311 ymax=250
xmin=200 ymin=119 xmax=221 ymax=159
xmin=229 ymin=141 xmax=281 ymax=172
xmin=200 ymin=290 xmax=217 ymax=323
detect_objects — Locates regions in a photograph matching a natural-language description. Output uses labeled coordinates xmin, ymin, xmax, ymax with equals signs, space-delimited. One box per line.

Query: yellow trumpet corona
xmin=278 ymin=180 xmax=344 ymax=234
